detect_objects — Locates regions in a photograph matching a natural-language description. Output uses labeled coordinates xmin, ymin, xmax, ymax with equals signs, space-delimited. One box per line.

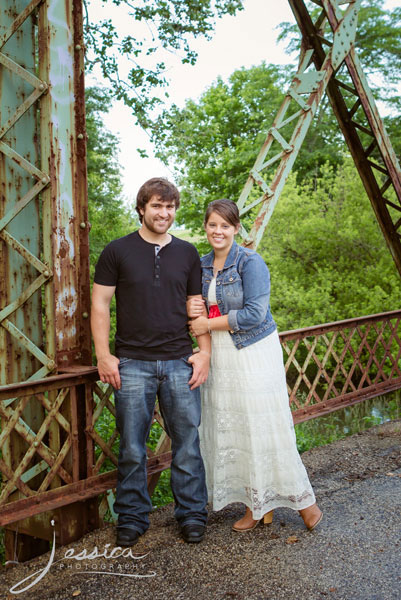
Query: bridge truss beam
xmin=237 ymin=0 xmax=401 ymax=277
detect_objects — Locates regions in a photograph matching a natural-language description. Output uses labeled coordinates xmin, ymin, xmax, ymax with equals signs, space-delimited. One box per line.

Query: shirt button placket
xmin=154 ymin=246 xmax=161 ymax=286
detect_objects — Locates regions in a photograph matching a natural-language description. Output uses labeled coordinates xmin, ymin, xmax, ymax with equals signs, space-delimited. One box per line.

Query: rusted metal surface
xmin=1 ymin=0 xmax=93 ymax=561
xmin=1 ymin=0 xmax=49 ymax=562
xmin=38 ymin=0 xmax=91 ymax=369
xmin=0 ymin=0 xmax=45 ymax=378
xmin=280 ymin=310 xmax=401 ymax=422
xmin=0 ymin=454 xmax=173 ymax=528
xmin=0 ymin=368 xmax=98 ymax=400
xmin=38 ymin=0 xmax=95 ymax=547
xmin=72 ymin=0 xmax=92 ymax=366
xmin=1 ymin=310 xmax=400 ymax=528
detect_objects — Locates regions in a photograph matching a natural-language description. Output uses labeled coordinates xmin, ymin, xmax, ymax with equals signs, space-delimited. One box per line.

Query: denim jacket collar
xmin=202 ymin=240 xmax=240 ymax=270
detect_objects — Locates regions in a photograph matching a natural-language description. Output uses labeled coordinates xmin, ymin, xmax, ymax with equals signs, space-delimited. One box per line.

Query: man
xmin=91 ymin=178 xmax=210 ymax=546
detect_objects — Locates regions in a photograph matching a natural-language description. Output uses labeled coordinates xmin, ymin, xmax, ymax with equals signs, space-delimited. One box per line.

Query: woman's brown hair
xmin=204 ymin=199 xmax=240 ymax=227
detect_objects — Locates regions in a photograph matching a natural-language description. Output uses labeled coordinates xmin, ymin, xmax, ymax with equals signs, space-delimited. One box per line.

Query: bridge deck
xmin=1 ymin=419 xmax=400 ymax=600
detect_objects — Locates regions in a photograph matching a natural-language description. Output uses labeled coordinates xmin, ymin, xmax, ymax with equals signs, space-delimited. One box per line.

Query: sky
xmin=87 ymin=0 xmax=400 ymax=204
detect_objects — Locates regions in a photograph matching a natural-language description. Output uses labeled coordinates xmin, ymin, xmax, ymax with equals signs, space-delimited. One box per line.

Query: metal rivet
xmin=83 ymin=312 xmax=89 ymax=319
xmin=33 ymin=441 xmax=39 ymax=447
xmin=75 ymin=44 xmax=82 ymax=50
xmin=41 ymin=177 xmax=48 ymax=184
xmin=39 ymin=83 xmax=45 ymax=91
xmin=43 ymin=270 xmax=49 ymax=277
xmin=80 ymin=222 xmax=86 ymax=229
xmin=47 ymin=360 xmax=55 ymax=370
xmin=77 ymin=133 xmax=84 ymax=140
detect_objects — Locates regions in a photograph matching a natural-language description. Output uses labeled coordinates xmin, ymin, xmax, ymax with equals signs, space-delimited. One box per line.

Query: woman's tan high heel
xmin=232 ymin=507 xmax=274 ymax=532
xmin=299 ymin=504 xmax=323 ymax=530
xmin=263 ymin=510 xmax=274 ymax=525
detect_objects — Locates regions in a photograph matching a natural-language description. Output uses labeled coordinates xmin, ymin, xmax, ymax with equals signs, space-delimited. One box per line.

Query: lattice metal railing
xmin=0 ymin=373 xmax=91 ymax=520
xmin=88 ymin=381 xmax=119 ymax=477
xmin=1 ymin=309 xmax=400 ymax=528
xmin=282 ymin=310 xmax=401 ymax=423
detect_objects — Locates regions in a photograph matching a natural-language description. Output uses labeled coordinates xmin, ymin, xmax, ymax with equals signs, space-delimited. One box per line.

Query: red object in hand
xmin=208 ymin=305 xmax=221 ymax=319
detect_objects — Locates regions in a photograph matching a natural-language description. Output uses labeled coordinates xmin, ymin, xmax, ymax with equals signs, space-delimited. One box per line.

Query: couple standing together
xmin=91 ymin=178 xmax=322 ymax=547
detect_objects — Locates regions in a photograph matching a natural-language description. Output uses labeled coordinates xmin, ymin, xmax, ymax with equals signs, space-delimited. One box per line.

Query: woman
xmin=188 ymin=199 xmax=322 ymax=532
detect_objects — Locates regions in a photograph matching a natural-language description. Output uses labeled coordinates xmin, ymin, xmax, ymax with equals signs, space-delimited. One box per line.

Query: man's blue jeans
xmin=113 ymin=356 xmax=208 ymax=534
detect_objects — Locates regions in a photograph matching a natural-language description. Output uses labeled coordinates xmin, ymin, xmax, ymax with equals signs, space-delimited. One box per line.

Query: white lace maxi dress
xmin=200 ymin=277 xmax=315 ymax=519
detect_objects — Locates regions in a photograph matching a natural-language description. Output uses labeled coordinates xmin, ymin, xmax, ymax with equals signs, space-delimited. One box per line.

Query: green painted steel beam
xmin=0 ymin=0 xmax=43 ymax=385
xmin=0 ymin=0 xmax=94 ymax=562
xmin=0 ymin=0 xmax=48 ymax=563
xmin=38 ymin=0 xmax=91 ymax=369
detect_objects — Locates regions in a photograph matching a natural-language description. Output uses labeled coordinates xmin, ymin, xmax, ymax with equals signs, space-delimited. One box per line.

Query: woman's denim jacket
xmin=201 ymin=241 xmax=276 ymax=349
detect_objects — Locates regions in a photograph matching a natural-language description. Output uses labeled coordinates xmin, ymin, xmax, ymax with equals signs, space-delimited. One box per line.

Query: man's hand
xmin=187 ymin=297 xmax=206 ymax=318
xmin=97 ymin=354 xmax=121 ymax=390
xmin=188 ymin=351 xmax=210 ymax=390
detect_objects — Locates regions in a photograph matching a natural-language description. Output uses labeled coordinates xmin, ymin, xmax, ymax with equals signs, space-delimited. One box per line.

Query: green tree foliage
xmin=86 ymin=86 xmax=136 ymax=274
xmin=155 ymin=63 xmax=288 ymax=248
xmin=86 ymin=87 xmax=136 ymax=354
xmin=260 ymin=161 xmax=400 ymax=331
xmin=154 ymin=1 xmax=400 ymax=245
xmin=84 ymin=0 xmax=244 ymax=129
xmin=383 ymin=96 xmax=401 ymax=164
xmin=154 ymin=62 xmax=351 ymax=243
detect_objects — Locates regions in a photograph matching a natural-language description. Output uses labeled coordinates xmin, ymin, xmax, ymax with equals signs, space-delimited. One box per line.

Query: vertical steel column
xmin=39 ymin=0 xmax=97 ymax=553
xmin=0 ymin=3 xmax=42 ymax=383
xmin=1 ymin=0 xmax=50 ymax=562
xmin=1 ymin=0 xmax=96 ymax=561
xmin=38 ymin=0 xmax=91 ymax=369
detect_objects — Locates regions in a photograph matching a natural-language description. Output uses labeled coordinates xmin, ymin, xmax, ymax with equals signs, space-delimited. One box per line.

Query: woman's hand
xmin=187 ymin=297 xmax=206 ymax=318
xmin=188 ymin=316 xmax=209 ymax=337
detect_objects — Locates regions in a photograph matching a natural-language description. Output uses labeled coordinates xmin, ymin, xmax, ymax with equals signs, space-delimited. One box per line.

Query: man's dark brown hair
xmin=136 ymin=178 xmax=180 ymax=222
